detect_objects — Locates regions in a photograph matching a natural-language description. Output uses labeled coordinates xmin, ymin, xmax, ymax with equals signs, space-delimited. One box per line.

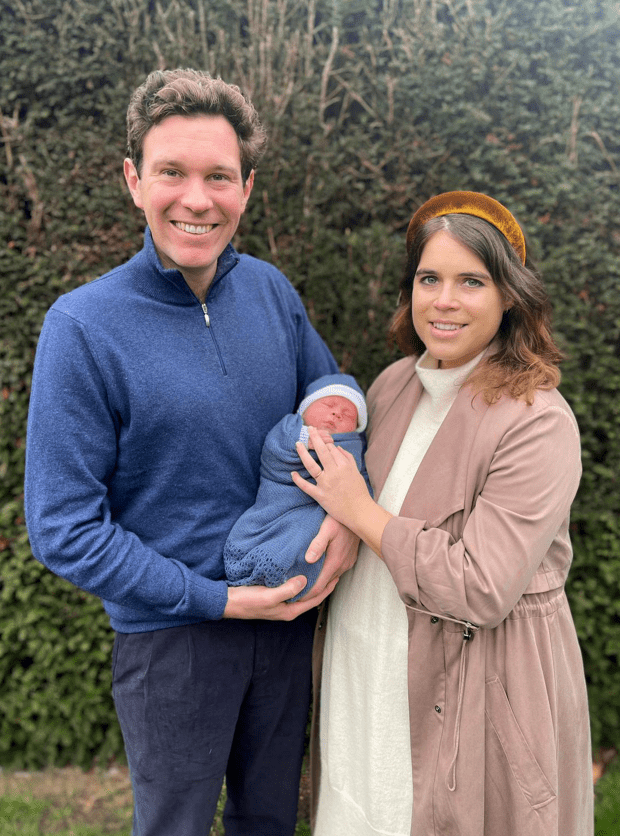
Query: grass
xmin=0 ymin=765 xmax=311 ymax=835
xmin=0 ymin=762 xmax=615 ymax=834
xmin=594 ymin=758 xmax=620 ymax=836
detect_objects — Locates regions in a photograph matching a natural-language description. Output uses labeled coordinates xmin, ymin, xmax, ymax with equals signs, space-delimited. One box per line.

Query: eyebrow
xmin=152 ymin=159 xmax=240 ymax=175
xmin=415 ymin=269 xmax=491 ymax=280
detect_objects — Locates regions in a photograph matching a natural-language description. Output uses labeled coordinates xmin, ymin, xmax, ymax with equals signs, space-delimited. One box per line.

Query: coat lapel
xmin=400 ymin=389 xmax=490 ymax=526
xmin=364 ymin=359 xmax=423 ymax=497
xmin=366 ymin=359 xmax=491 ymax=529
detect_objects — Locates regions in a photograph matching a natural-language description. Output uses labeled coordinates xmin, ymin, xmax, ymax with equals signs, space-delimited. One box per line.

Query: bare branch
xmin=588 ymin=130 xmax=618 ymax=175
xmin=319 ymin=26 xmax=339 ymax=134
xmin=567 ymin=95 xmax=582 ymax=167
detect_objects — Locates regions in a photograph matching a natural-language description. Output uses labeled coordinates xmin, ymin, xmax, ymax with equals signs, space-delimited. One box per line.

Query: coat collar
xmin=365 ymin=354 xmax=493 ymax=527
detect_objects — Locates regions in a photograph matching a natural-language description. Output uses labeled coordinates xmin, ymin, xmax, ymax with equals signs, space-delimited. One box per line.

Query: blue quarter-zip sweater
xmin=25 ymin=228 xmax=338 ymax=632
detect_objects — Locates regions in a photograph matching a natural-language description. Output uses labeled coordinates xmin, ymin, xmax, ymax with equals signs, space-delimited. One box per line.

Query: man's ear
xmin=241 ymin=169 xmax=255 ymax=212
xmin=123 ymin=158 xmax=143 ymax=209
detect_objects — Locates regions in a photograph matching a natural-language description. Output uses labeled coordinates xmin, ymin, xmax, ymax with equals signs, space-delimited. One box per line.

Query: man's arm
xmin=25 ymin=308 xmax=231 ymax=622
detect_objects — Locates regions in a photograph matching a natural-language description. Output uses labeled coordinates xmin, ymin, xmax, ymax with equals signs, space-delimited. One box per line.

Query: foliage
xmin=595 ymin=757 xmax=620 ymax=834
xmin=1 ymin=0 xmax=620 ymax=766
xmin=0 ymin=797 xmax=48 ymax=836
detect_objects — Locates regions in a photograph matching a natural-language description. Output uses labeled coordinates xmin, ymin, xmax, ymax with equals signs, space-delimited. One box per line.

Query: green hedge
xmin=1 ymin=0 xmax=619 ymax=767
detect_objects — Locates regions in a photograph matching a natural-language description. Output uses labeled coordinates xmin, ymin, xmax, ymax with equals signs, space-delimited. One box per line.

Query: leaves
xmin=2 ymin=0 xmax=620 ymax=764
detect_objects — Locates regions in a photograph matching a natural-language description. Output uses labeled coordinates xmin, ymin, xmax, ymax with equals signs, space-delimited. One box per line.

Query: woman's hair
xmin=389 ymin=213 xmax=562 ymax=404
xmin=126 ymin=68 xmax=267 ymax=182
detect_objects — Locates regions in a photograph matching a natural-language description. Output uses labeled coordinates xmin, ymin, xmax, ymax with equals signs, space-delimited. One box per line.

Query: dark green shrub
xmin=1 ymin=0 xmax=619 ymax=766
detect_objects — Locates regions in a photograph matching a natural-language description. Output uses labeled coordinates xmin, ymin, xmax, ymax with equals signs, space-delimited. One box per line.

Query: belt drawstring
xmin=406 ymin=605 xmax=479 ymax=793
xmin=446 ymin=626 xmax=473 ymax=792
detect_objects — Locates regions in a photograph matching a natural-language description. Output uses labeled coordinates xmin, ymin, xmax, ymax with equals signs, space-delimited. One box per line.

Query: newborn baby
xmin=223 ymin=374 xmax=368 ymax=600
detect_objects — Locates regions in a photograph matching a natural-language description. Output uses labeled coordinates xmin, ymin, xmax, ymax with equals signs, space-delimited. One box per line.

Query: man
xmin=24 ymin=68 xmax=357 ymax=836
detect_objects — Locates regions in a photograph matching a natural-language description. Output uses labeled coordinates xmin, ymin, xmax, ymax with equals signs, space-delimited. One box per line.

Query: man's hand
xmin=223 ymin=516 xmax=359 ymax=618
xmin=223 ymin=573 xmax=338 ymax=620
xmin=302 ymin=515 xmax=360 ymax=599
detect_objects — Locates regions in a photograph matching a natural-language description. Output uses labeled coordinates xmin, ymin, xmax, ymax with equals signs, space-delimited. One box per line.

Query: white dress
xmin=314 ymin=352 xmax=483 ymax=836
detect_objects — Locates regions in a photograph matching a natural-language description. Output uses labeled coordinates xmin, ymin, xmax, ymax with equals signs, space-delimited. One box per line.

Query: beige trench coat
xmin=311 ymin=356 xmax=593 ymax=836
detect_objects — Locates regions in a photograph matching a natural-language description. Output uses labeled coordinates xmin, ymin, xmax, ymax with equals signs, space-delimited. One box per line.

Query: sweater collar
xmin=415 ymin=350 xmax=484 ymax=408
xmin=138 ymin=226 xmax=240 ymax=301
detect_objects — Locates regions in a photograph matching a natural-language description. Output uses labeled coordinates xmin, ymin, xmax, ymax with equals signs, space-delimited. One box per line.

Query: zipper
xmin=200 ymin=302 xmax=227 ymax=375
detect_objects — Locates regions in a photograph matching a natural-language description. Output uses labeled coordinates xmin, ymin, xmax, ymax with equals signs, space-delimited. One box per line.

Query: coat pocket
xmin=485 ymin=676 xmax=555 ymax=810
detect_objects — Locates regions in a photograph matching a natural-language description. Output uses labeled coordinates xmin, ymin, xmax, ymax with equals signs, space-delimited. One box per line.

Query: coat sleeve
xmin=380 ymin=401 xmax=582 ymax=628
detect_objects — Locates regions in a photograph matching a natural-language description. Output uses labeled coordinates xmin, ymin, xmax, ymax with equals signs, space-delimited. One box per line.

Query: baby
xmin=224 ymin=374 xmax=368 ymax=600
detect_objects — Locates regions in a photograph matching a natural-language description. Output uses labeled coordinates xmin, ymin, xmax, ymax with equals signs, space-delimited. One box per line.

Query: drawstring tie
xmin=446 ymin=624 xmax=475 ymax=792
xmin=407 ymin=606 xmax=479 ymax=793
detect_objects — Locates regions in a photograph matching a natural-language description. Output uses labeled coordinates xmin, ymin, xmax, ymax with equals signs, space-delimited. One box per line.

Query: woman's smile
xmin=413 ymin=230 xmax=506 ymax=369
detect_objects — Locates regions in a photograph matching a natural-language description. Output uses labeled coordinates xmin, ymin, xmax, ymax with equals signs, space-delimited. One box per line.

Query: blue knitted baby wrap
xmin=223 ymin=412 xmax=365 ymax=601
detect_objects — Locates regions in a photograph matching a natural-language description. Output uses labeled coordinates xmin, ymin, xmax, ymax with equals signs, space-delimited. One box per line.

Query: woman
xmin=294 ymin=192 xmax=593 ymax=836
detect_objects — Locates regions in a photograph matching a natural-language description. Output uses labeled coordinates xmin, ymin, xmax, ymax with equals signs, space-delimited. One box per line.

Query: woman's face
xmin=412 ymin=230 xmax=507 ymax=369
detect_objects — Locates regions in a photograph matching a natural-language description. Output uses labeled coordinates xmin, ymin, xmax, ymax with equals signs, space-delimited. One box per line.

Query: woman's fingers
xmin=296 ymin=439 xmax=322 ymax=478
xmin=294 ymin=427 xmax=356 ymax=504
xmin=291 ymin=467 xmax=314 ymax=496
xmin=306 ymin=426 xmax=339 ymax=464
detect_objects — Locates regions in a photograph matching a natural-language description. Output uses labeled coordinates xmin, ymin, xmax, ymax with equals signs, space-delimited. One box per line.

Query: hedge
xmin=1 ymin=0 xmax=619 ymax=767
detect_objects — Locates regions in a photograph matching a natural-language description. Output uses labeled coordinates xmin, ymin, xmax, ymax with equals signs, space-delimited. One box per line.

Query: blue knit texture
xmin=224 ymin=412 xmax=366 ymax=601
xmin=25 ymin=228 xmax=338 ymax=631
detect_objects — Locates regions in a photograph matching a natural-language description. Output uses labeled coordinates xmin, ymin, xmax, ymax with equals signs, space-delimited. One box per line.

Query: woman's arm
xmin=295 ymin=404 xmax=581 ymax=630
xmin=380 ymin=403 xmax=581 ymax=627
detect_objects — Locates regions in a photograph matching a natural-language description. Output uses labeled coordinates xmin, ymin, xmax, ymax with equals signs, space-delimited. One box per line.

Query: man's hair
xmin=389 ymin=213 xmax=563 ymax=404
xmin=126 ymin=68 xmax=267 ymax=181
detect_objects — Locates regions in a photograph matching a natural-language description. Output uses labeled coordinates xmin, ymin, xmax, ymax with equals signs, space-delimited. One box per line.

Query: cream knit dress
xmin=314 ymin=351 xmax=483 ymax=836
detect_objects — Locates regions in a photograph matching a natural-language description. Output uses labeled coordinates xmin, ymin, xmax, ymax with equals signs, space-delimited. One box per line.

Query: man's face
xmin=124 ymin=114 xmax=254 ymax=298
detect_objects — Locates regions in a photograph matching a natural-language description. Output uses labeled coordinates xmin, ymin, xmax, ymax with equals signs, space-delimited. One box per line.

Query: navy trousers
xmin=112 ymin=613 xmax=315 ymax=836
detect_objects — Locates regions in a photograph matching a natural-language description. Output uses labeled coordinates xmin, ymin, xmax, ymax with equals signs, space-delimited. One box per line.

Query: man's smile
xmin=172 ymin=221 xmax=215 ymax=235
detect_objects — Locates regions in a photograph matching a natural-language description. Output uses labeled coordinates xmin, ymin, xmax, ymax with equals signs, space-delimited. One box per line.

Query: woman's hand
xmin=306 ymin=428 xmax=333 ymax=450
xmin=292 ymin=426 xmax=393 ymax=555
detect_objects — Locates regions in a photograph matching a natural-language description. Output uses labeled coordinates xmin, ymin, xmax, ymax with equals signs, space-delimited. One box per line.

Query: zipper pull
xmin=201 ymin=303 xmax=210 ymax=327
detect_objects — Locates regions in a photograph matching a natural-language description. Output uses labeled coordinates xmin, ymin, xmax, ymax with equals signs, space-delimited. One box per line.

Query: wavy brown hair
xmin=126 ymin=68 xmax=267 ymax=182
xmin=389 ymin=213 xmax=562 ymax=404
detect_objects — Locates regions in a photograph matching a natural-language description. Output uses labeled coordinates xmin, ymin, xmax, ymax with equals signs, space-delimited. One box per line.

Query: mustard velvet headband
xmin=406 ymin=191 xmax=527 ymax=265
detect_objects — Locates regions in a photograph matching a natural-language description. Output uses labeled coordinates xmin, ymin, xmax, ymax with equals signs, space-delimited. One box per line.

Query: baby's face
xmin=302 ymin=396 xmax=358 ymax=433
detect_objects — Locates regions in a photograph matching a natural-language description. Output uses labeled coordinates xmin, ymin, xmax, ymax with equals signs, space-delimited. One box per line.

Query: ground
xmin=0 ymin=763 xmax=312 ymax=834
xmin=0 ymin=765 xmax=133 ymax=832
